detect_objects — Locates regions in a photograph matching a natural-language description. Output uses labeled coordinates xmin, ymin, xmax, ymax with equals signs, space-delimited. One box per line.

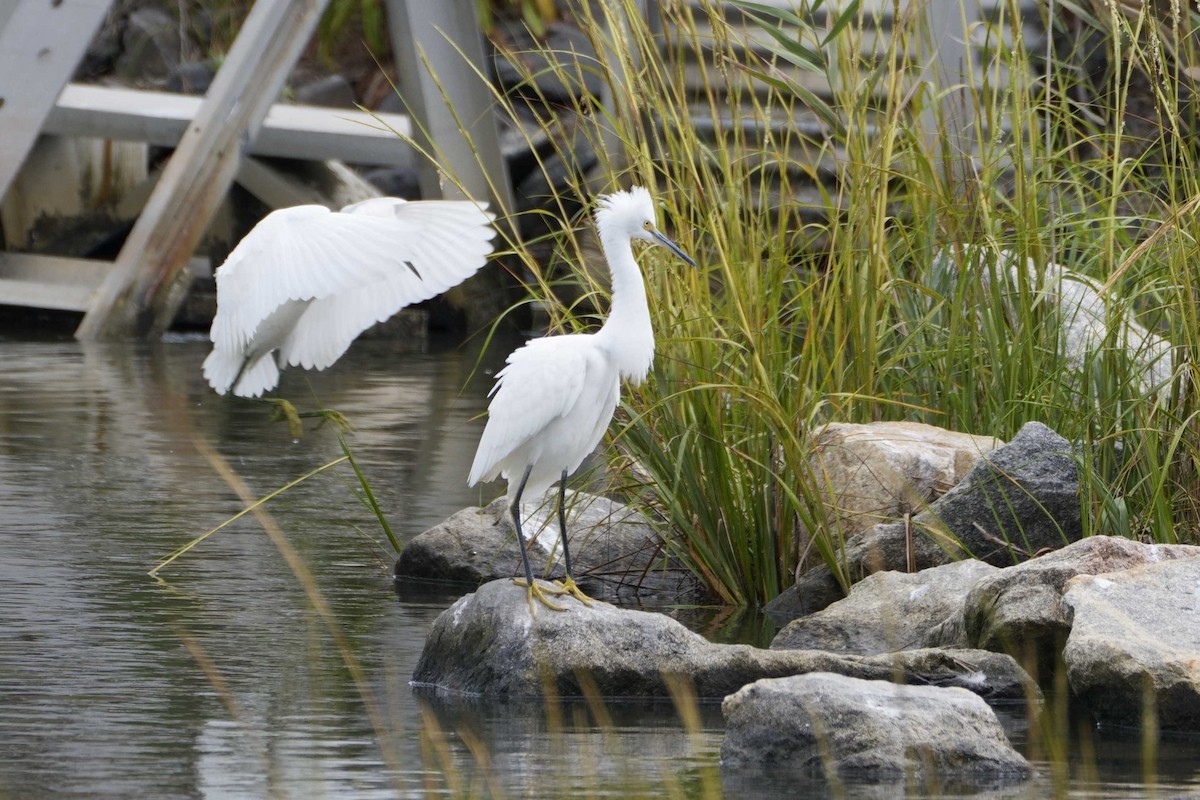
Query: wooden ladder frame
xmin=0 ymin=0 xmax=511 ymax=339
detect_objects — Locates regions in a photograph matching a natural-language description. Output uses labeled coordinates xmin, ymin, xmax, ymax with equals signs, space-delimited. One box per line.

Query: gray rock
xmin=115 ymin=8 xmax=185 ymax=85
xmin=412 ymin=579 xmax=1037 ymax=702
xmin=959 ymin=536 xmax=1200 ymax=683
xmin=396 ymin=491 xmax=703 ymax=604
xmin=1063 ymin=557 xmax=1200 ymax=731
xmin=720 ymin=672 xmax=1033 ymax=787
xmin=77 ymin=8 xmax=124 ymax=80
xmin=362 ymin=167 xmax=422 ymax=200
xmin=763 ymin=570 xmax=844 ymax=621
xmin=165 ymin=61 xmax=215 ymax=95
xmin=776 ymin=422 xmax=1081 ymax=618
xmin=508 ymin=111 xmax=597 ymax=240
xmin=396 ymin=504 xmax=520 ymax=584
xmin=771 ymin=560 xmax=999 ymax=654
xmin=490 ymin=21 xmax=605 ymax=104
xmin=293 ymin=74 xmax=358 ymax=109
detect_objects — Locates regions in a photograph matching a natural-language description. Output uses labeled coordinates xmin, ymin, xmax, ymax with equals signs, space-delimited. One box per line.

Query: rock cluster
xmin=408 ymin=419 xmax=1200 ymax=788
xmin=772 ymin=535 xmax=1200 ymax=731
xmin=412 ymin=579 xmax=1035 ymax=704
xmin=769 ymin=421 xmax=1083 ymax=617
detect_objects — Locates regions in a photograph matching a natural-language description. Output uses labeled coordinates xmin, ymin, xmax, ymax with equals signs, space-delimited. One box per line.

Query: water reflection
xmin=0 ymin=334 xmax=1197 ymax=799
xmin=0 ymin=333 xmax=505 ymax=799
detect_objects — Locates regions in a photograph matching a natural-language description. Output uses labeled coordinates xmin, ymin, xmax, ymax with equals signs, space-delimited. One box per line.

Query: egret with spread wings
xmin=204 ymin=197 xmax=496 ymax=398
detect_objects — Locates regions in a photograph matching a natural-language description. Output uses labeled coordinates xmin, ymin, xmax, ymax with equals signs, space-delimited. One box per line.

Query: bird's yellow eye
xmin=643 ymin=221 xmax=653 ymax=230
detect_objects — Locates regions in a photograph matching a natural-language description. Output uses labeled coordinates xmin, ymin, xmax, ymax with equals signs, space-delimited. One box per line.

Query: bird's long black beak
xmin=651 ymin=228 xmax=698 ymax=268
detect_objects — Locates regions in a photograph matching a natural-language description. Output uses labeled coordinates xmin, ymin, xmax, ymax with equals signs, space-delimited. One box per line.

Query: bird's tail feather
xmin=202 ymin=348 xmax=241 ymax=396
xmin=230 ymin=355 xmax=280 ymax=398
xmin=203 ymin=348 xmax=279 ymax=398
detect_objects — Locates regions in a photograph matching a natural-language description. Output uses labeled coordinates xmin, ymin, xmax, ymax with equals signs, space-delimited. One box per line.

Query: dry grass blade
xmin=148 ymin=452 xmax=348 ymax=577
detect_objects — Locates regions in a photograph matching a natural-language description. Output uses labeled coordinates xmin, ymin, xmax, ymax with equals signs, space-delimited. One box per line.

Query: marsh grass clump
xmin=448 ymin=0 xmax=1200 ymax=606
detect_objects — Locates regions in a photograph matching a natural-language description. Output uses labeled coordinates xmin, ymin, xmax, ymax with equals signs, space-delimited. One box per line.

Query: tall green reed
xmin=449 ymin=0 xmax=1200 ymax=605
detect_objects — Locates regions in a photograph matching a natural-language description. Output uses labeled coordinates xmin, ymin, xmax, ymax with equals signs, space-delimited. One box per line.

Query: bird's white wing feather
xmin=210 ymin=201 xmax=493 ymax=355
xmin=277 ymin=200 xmax=496 ymax=370
xmin=210 ymin=205 xmax=423 ymax=354
xmin=468 ymin=335 xmax=615 ymax=487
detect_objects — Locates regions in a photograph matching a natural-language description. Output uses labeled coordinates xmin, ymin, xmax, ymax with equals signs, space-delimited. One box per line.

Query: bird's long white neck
xmin=594 ymin=229 xmax=654 ymax=384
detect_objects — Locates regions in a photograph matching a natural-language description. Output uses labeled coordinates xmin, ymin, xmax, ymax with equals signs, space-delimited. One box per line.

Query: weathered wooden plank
xmin=47 ymin=83 xmax=415 ymax=165
xmin=75 ymin=0 xmax=331 ymax=341
xmin=385 ymin=0 xmax=512 ymax=207
xmin=0 ymin=0 xmax=113 ymax=200
xmin=234 ymin=157 xmax=381 ymax=210
xmin=0 ymin=253 xmax=207 ymax=312
xmin=0 ymin=254 xmax=101 ymax=311
xmin=385 ymin=0 xmax=515 ymax=330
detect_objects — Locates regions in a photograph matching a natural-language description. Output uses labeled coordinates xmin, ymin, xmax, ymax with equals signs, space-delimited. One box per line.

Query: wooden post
xmin=0 ymin=0 xmax=113 ymax=201
xmin=75 ymin=0 xmax=330 ymax=341
xmin=385 ymin=0 xmax=512 ymax=209
xmin=385 ymin=0 xmax=515 ymax=330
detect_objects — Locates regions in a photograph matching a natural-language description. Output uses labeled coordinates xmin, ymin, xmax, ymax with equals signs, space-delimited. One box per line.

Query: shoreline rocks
xmin=957 ymin=536 xmax=1200 ymax=683
xmin=412 ymin=579 xmax=1037 ymax=703
xmin=769 ymin=421 xmax=1083 ymax=620
xmin=406 ymin=415 xmax=1200 ymax=788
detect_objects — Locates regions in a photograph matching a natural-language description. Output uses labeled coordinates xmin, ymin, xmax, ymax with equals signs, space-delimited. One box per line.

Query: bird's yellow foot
xmin=553 ymin=576 xmax=595 ymax=606
xmin=264 ymin=401 xmax=353 ymax=436
xmin=513 ymin=577 xmax=567 ymax=613
xmin=308 ymin=408 xmax=353 ymax=433
xmin=266 ymin=398 xmax=304 ymax=437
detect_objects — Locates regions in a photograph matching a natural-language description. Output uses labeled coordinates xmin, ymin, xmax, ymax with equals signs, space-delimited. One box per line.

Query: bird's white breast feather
xmin=468 ymin=336 xmax=614 ymax=486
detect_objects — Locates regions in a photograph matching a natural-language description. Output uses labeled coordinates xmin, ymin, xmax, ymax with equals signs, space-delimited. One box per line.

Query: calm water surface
xmin=0 ymin=332 xmax=1197 ymax=799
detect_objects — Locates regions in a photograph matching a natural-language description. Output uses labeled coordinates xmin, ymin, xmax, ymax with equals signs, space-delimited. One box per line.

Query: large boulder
xmin=720 ymin=672 xmax=1033 ymax=788
xmin=412 ymin=579 xmax=1036 ymax=702
xmin=1063 ymin=557 xmax=1200 ymax=731
xmin=771 ymin=560 xmax=999 ymax=654
xmin=949 ymin=536 xmax=1200 ymax=682
xmin=396 ymin=491 xmax=703 ymax=604
xmin=808 ymin=421 xmax=1001 ymax=545
xmin=772 ymin=421 xmax=1081 ymax=619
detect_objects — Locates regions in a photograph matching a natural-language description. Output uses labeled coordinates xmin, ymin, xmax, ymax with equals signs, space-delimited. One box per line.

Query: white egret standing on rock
xmin=468 ymin=186 xmax=696 ymax=612
xmin=203 ymin=197 xmax=496 ymax=399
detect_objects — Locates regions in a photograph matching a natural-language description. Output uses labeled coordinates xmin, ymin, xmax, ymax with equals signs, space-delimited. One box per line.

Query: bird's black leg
xmin=510 ymin=464 xmax=565 ymax=613
xmin=510 ymin=465 xmax=537 ymax=587
xmin=230 ymin=356 xmax=252 ymax=398
xmin=553 ymin=468 xmax=594 ymax=606
xmin=228 ymin=355 xmax=304 ymax=436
